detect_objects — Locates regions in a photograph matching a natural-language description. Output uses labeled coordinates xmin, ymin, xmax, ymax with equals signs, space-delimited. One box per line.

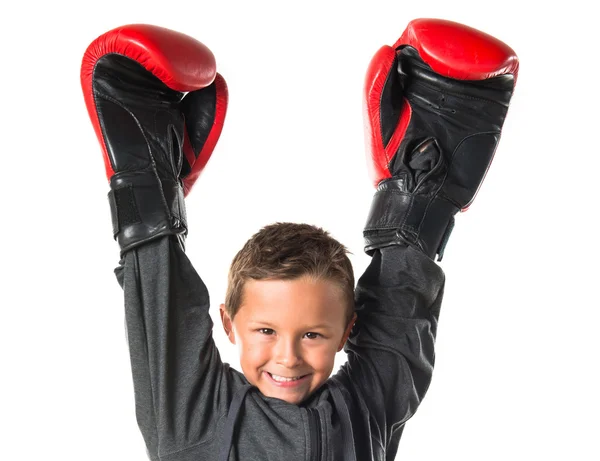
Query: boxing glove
xmin=81 ymin=24 xmax=227 ymax=254
xmin=363 ymin=18 xmax=519 ymax=260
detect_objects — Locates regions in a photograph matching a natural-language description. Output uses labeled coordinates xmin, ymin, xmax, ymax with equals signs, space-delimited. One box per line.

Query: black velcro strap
xmin=108 ymin=186 xmax=141 ymax=237
xmin=436 ymin=216 xmax=455 ymax=261
xmin=364 ymin=188 xmax=413 ymax=232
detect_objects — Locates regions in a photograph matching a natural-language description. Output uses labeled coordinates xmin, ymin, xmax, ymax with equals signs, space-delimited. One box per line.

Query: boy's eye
xmin=256 ymin=329 xmax=321 ymax=339
xmin=304 ymin=332 xmax=321 ymax=340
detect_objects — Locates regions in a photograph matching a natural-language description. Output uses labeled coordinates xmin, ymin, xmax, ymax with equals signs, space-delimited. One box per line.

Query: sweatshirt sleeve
xmin=341 ymin=243 xmax=445 ymax=449
xmin=114 ymin=235 xmax=232 ymax=460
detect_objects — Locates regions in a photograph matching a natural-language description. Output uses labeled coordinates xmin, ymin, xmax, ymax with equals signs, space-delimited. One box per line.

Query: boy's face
xmin=220 ymin=276 xmax=356 ymax=405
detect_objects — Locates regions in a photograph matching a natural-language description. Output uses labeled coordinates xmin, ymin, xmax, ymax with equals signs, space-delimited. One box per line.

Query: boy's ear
xmin=337 ymin=312 xmax=358 ymax=352
xmin=219 ymin=303 xmax=236 ymax=345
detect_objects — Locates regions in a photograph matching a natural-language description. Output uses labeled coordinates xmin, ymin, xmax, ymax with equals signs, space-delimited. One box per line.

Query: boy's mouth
xmin=265 ymin=371 xmax=310 ymax=387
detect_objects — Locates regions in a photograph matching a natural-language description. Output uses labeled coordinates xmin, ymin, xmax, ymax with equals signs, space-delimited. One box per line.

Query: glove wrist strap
xmin=108 ymin=171 xmax=187 ymax=255
xmin=363 ymin=180 xmax=458 ymax=261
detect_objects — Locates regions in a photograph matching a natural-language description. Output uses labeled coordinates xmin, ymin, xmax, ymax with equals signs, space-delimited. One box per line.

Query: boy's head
xmin=219 ymin=222 xmax=357 ymax=405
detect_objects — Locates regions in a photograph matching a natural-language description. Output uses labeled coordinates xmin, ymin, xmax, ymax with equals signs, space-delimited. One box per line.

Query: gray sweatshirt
xmin=115 ymin=236 xmax=444 ymax=461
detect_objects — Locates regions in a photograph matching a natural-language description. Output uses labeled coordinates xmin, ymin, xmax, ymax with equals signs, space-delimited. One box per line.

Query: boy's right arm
xmin=114 ymin=236 xmax=229 ymax=459
xmin=81 ymin=25 xmax=230 ymax=459
xmin=339 ymin=18 xmax=519 ymax=452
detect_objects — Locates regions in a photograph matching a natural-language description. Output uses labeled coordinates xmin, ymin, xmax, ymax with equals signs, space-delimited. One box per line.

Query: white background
xmin=1 ymin=1 xmax=598 ymax=459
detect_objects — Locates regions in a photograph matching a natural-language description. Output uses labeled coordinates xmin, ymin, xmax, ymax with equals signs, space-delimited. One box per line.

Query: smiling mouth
xmin=266 ymin=372 xmax=309 ymax=383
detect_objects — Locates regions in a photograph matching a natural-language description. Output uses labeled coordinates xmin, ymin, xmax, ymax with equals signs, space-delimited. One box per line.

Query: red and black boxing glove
xmin=81 ymin=24 xmax=227 ymax=254
xmin=363 ymin=18 xmax=519 ymax=260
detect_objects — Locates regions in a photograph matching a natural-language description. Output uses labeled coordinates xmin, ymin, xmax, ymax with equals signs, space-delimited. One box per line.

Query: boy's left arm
xmin=336 ymin=18 xmax=519 ymax=451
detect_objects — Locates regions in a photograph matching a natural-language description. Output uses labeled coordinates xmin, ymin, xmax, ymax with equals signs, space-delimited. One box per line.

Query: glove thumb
xmin=180 ymin=73 xmax=228 ymax=196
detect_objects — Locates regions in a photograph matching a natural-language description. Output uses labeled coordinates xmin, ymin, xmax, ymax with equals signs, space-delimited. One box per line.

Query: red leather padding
xmin=80 ymin=24 xmax=217 ymax=180
xmin=363 ymin=45 xmax=412 ymax=187
xmin=81 ymin=24 xmax=216 ymax=91
xmin=182 ymin=73 xmax=228 ymax=197
xmin=393 ymin=18 xmax=519 ymax=81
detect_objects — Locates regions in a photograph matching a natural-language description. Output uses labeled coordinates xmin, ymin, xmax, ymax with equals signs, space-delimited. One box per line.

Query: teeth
xmin=270 ymin=373 xmax=303 ymax=382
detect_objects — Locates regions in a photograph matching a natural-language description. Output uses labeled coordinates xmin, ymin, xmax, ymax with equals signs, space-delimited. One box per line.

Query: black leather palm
xmin=94 ymin=54 xmax=186 ymax=177
xmin=390 ymin=47 xmax=514 ymax=207
xmin=93 ymin=54 xmax=188 ymax=254
xmin=365 ymin=47 xmax=515 ymax=260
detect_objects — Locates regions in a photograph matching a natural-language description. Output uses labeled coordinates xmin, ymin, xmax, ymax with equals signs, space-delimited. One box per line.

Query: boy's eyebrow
xmin=248 ymin=320 xmax=333 ymax=330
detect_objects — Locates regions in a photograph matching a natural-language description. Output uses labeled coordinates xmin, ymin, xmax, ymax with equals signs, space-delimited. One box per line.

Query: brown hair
xmin=225 ymin=222 xmax=355 ymax=325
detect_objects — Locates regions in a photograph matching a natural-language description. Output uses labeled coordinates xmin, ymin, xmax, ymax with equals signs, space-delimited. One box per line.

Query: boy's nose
xmin=274 ymin=339 xmax=303 ymax=368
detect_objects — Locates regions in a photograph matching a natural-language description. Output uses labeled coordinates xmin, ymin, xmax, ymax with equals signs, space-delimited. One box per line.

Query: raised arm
xmin=81 ymin=24 xmax=232 ymax=459
xmin=339 ymin=18 xmax=518 ymax=455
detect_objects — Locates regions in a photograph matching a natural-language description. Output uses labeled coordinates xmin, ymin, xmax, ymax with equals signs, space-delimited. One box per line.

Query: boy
xmin=81 ymin=19 xmax=518 ymax=461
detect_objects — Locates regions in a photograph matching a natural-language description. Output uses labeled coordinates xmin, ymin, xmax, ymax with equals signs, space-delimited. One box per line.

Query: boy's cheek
xmin=237 ymin=338 xmax=338 ymax=372
xmin=238 ymin=339 xmax=271 ymax=366
xmin=305 ymin=344 xmax=337 ymax=370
